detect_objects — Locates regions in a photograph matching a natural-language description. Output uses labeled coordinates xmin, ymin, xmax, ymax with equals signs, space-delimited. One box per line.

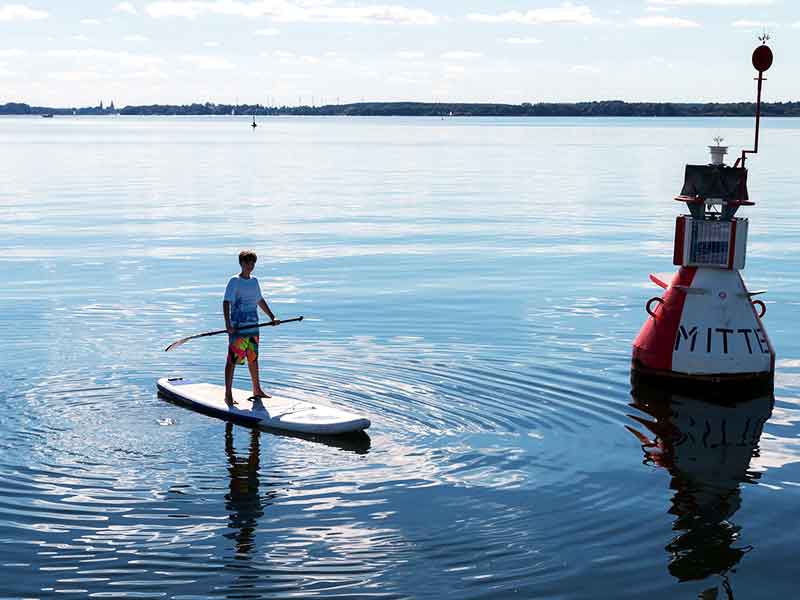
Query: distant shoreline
xmin=3 ymin=100 xmax=800 ymax=117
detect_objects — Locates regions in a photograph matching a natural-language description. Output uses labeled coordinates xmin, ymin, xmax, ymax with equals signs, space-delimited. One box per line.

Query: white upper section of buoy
xmin=670 ymin=269 xmax=772 ymax=375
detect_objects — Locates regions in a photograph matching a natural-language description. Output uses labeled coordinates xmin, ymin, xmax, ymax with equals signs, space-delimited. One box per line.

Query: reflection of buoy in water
xmin=632 ymin=40 xmax=776 ymax=393
xmin=626 ymin=383 xmax=774 ymax=588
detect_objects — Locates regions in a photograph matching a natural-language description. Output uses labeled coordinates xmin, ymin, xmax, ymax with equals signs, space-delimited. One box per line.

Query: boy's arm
xmin=223 ymin=277 xmax=237 ymax=333
xmin=223 ymin=300 xmax=234 ymax=333
xmin=257 ymin=298 xmax=278 ymax=322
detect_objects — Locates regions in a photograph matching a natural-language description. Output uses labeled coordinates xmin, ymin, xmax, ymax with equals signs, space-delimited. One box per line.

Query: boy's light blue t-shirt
xmin=224 ymin=276 xmax=263 ymax=336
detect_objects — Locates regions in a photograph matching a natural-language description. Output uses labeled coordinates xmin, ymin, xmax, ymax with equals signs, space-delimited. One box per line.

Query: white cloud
xmin=81 ymin=18 xmax=102 ymax=25
xmin=647 ymin=56 xmax=675 ymax=69
xmin=180 ymin=54 xmax=235 ymax=69
xmin=468 ymin=3 xmax=595 ymax=25
xmin=395 ymin=50 xmax=424 ymax=59
xmin=0 ymin=4 xmax=48 ymax=21
xmin=48 ymin=70 xmax=107 ymax=82
xmin=71 ymin=34 xmax=90 ymax=41
xmin=294 ymin=5 xmax=437 ymax=24
xmin=114 ymin=2 xmax=139 ymax=15
xmin=203 ymin=41 xmax=220 ymax=47
xmin=255 ymin=27 xmax=280 ymax=35
xmin=648 ymin=0 xmax=771 ymax=5
xmin=634 ymin=15 xmax=701 ymax=27
xmin=122 ymin=68 xmax=168 ymax=80
xmin=146 ymin=1 xmax=200 ymax=17
xmin=0 ymin=48 xmax=26 ymax=57
xmin=504 ymin=37 xmax=542 ymax=44
xmin=123 ymin=34 xmax=149 ymax=41
xmin=279 ymin=72 xmax=310 ymax=80
xmin=570 ymin=64 xmax=601 ymax=73
xmin=265 ymin=50 xmax=319 ymax=64
xmin=732 ymin=19 xmax=777 ymax=28
xmin=145 ymin=1 xmax=438 ymax=24
xmin=46 ymin=48 xmax=165 ymax=69
xmin=441 ymin=51 xmax=483 ymax=60
xmin=444 ymin=64 xmax=466 ymax=77
xmin=386 ymin=73 xmax=425 ymax=85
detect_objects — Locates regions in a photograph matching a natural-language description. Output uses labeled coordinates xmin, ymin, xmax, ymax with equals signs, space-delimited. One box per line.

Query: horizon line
xmin=3 ymin=99 xmax=800 ymax=110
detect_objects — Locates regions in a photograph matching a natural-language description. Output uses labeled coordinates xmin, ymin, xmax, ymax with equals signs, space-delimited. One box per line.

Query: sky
xmin=0 ymin=0 xmax=798 ymax=107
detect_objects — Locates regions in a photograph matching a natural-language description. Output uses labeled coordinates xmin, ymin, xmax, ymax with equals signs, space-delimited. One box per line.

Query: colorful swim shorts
xmin=228 ymin=335 xmax=259 ymax=365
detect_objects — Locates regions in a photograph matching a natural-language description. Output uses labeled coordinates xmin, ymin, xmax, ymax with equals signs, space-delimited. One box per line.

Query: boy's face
xmin=241 ymin=259 xmax=256 ymax=274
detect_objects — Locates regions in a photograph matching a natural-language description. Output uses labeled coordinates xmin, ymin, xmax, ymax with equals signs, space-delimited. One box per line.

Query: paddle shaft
xmin=202 ymin=316 xmax=303 ymax=338
xmin=164 ymin=316 xmax=303 ymax=352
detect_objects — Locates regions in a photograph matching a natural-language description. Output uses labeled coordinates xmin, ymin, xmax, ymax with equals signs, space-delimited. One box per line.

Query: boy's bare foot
xmin=224 ymin=395 xmax=236 ymax=407
xmin=252 ymin=389 xmax=271 ymax=399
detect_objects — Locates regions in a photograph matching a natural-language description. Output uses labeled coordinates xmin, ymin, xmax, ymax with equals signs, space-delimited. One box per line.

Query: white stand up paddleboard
xmin=157 ymin=377 xmax=370 ymax=435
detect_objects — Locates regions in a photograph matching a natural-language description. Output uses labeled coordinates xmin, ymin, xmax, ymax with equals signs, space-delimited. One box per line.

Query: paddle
xmin=164 ymin=316 xmax=303 ymax=352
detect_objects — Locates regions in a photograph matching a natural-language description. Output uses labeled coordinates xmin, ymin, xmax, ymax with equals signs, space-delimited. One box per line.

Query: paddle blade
xmin=164 ymin=337 xmax=191 ymax=352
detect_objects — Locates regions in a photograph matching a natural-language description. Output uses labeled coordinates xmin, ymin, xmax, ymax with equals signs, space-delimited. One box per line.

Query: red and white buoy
xmin=632 ymin=40 xmax=776 ymax=393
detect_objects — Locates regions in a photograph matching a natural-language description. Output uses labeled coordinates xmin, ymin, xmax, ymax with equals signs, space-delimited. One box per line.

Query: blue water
xmin=2 ymin=115 xmax=800 ymax=599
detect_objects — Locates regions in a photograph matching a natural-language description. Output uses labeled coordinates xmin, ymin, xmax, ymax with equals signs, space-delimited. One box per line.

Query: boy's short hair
xmin=238 ymin=250 xmax=258 ymax=265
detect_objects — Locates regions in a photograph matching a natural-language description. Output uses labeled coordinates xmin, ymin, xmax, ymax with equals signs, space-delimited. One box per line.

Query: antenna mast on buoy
xmin=737 ymin=34 xmax=773 ymax=169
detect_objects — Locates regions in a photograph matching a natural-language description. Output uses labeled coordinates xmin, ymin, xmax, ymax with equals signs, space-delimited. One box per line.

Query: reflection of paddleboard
xmin=157 ymin=377 xmax=370 ymax=435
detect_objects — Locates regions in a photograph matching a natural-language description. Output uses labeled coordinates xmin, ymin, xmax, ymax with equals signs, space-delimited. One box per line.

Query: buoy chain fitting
xmin=646 ymin=297 xmax=664 ymax=319
xmin=752 ymin=299 xmax=767 ymax=318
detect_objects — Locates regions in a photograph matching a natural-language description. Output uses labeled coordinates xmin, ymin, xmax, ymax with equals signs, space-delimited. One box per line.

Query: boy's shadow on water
xmin=224 ymin=422 xmax=269 ymax=560
xmin=626 ymin=383 xmax=774 ymax=600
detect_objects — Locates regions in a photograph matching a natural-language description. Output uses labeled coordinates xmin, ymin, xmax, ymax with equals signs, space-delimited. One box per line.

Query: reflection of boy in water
xmin=223 ymin=250 xmax=280 ymax=406
xmin=224 ymin=423 xmax=268 ymax=559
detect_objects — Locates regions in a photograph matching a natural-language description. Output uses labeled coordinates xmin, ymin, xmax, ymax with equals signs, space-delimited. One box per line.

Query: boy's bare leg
xmin=247 ymin=360 xmax=270 ymax=398
xmin=224 ymin=360 xmax=236 ymax=406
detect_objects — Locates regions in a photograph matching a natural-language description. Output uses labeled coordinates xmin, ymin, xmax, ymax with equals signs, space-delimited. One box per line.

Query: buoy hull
xmin=632 ymin=266 xmax=774 ymax=392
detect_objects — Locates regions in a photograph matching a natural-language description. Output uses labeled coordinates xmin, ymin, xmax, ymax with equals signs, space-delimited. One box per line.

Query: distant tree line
xmin=3 ymin=100 xmax=800 ymax=117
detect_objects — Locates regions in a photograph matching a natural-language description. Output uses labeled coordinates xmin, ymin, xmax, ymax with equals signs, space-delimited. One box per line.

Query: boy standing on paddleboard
xmin=223 ymin=250 xmax=280 ymax=406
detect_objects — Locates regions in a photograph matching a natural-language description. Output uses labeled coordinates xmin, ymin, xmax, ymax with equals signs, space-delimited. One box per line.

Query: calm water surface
xmin=1 ymin=115 xmax=800 ymax=599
